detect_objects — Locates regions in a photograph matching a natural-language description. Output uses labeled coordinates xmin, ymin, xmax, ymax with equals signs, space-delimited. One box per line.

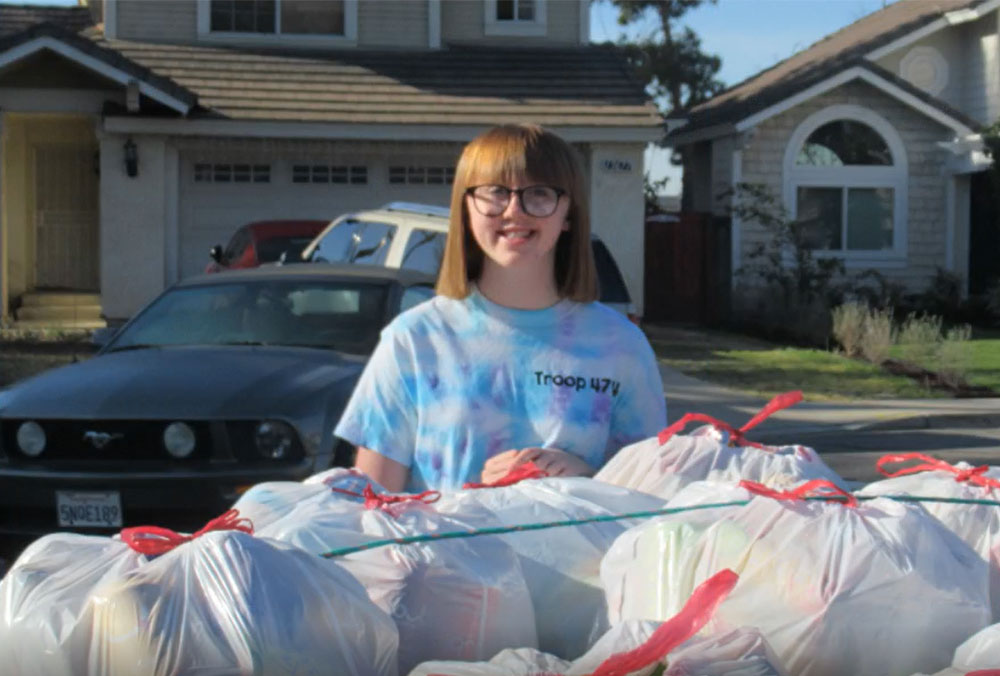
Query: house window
xmin=194 ymin=163 xmax=271 ymax=183
xmin=389 ymin=165 xmax=456 ymax=185
xmin=210 ymin=0 xmax=345 ymax=35
xmin=784 ymin=105 xmax=907 ymax=262
xmin=292 ymin=164 xmax=367 ymax=184
xmin=496 ymin=0 xmax=535 ymax=21
xmin=484 ymin=0 xmax=546 ymax=36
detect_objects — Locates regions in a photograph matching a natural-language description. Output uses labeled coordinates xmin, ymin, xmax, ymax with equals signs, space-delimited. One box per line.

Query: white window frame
xmin=484 ymin=0 xmax=547 ymax=36
xmin=783 ymin=104 xmax=908 ymax=267
xmin=196 ymin=0 xmax=358 ymax=47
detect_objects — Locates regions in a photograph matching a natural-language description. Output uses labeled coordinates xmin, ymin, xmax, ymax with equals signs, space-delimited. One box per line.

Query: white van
xmin=300 ymin=202 xmax=638 ymax=321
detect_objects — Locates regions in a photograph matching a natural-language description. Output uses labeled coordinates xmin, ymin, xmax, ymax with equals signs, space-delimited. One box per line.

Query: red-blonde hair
xmin=435 ymin=124 xmax=598 ymax=302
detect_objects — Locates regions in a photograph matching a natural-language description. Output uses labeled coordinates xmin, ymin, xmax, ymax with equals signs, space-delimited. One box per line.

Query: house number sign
xmin=601 ymin=159 xmax=633 ymax=173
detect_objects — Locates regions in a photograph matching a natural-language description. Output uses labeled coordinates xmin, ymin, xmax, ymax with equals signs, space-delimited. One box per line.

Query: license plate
xmin=56 ymin=491 xmax=123 ymax=528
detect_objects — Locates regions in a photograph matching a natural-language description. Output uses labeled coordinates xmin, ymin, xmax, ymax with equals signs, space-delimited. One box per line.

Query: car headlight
xmin=163 ymin=422 xmax=196 ymax=458
xmin=254 ymin=420 xmax=296 ymax=460
xmin=16 ymin=421 xmax=45 ymax=457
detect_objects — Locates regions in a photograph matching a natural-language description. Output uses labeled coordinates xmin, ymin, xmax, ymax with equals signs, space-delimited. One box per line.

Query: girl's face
xmin=464 ymin=178 xmax=570 ymax=274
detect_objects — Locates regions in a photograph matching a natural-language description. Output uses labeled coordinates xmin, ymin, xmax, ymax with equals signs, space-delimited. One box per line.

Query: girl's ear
xmin=562 ymin=219 xmax=570 ymax=231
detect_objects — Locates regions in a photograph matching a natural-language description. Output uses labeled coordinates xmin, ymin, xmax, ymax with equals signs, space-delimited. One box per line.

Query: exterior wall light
xmin=123 ymin=138 xmax=138 ymax=178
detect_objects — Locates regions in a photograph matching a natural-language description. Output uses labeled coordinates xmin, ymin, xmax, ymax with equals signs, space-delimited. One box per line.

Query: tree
xmin=610 ymin=0 xmax=724 ymax=114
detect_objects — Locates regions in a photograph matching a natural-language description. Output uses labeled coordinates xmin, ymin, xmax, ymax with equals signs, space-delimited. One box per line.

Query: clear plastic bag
xmin=601 ymin=480 xmax=992 ymax=676
xmin=435 ymin=475 xmax=665 ymax=659
xmin=257 ymin=485 xmax=537 ymax=676
xmin=0 ymin=524 xmax=399 ymax=676
xmin=0 ymin=533 xmax=146 ymax=675
xmin=858 ymin=453 xmax=1000 ymax=620
xmin=409 ymin=569 xmax=784 ymax=676
xmin=231 ymin=467 xmax=385 ymax=531
xmin=595 ymin=393 xmax=846 ymax=500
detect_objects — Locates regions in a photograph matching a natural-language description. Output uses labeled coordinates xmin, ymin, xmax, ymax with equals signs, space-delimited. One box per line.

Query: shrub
xmin=859 ymin=307 xmax=894 ymax=364
xmin=831 ymin=302 xmax=867 ymax=357
xmin=896 ymin=312 xmax=943 ymax=366
xmin=937 ymin=324 xmax=972 ymax=387
xmin=986 ymin=280 xmax=1000 ymax=324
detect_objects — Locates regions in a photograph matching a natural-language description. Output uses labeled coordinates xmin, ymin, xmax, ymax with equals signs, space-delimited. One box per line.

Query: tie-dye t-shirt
xmin=334 ymin=288 xmax=667 ymax=492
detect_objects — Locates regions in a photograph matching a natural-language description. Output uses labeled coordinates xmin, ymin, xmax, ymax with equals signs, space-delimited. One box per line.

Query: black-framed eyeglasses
xmin=465 ymin=184 xmax=567 ymax=218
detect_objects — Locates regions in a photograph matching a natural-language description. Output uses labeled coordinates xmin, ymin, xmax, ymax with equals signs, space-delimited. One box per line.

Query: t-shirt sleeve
xmin=606 ymin=329 xmax=667 ymax=460
xmin=333 ymin=321 xmax=419 ymax=469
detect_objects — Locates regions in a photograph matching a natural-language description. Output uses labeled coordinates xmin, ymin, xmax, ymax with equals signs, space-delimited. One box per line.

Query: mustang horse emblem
xmin=83 ymin=431 xmax=123 ymax=449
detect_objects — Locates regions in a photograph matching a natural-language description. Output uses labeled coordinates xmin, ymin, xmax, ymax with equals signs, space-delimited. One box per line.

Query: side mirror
xmin=209 ymin=245 xmax=223 ymax=263
xmin=91 ymin=326 xmax=118 ymax=348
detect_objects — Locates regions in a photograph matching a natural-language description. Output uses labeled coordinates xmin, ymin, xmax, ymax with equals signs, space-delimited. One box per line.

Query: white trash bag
xmin=435 ymin=468 xmax=665 ymax=659
xmin=1 ymin=511 xmax=400 ymax=676
xmin=0 ymin=532 xmax=146 ymax=675
xmin=258 ymin=482 xmax=537 ymax=676
xmin=231 ymin=467 xmax=384 ymax=531
xmin=858 ymin=452 xmax=1000 ymax=620
xmin=410 ymin=569 xmax=785 ymax=676
xmin=602 ymin=479 xmax=991 ymax=676
xmin=913 ymin=622 xmax=1000 ymax=675
xmin=595 ymin=391 xmax=846 ymax=500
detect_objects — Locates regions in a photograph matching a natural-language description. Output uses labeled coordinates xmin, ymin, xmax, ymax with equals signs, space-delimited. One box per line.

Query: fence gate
xmin=643 ymin=213 xmax=730 ymax=324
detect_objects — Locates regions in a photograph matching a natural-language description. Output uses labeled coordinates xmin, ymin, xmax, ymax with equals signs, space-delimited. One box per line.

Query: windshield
xmin=309 ymin=219 xmax=395 ymax=265
xmin=256 ymin=236 xmax=316 ymax=264
xmin=108 ymin=279 xmax=388 ymax=355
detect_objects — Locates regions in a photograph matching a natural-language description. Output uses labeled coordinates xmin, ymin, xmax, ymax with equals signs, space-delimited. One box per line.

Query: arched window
xmin=784 ymin=105 xmax=907 ymax=261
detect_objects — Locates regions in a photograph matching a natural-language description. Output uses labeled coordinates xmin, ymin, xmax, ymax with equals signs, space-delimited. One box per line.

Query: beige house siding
xmin=875 ymin=22 xmax=965 ymax=116
xmin=115 ymin=0 xmax=198 ymax=43
xmin=441 ymin=0 xmax=581 ymax=45
xmin=958 ymin=11 xmax=1000 ymax=125
xmin=736 ymin=80 xmax=953 ymax=292
xmin=358 ymin=1 xmax=427 ymax=47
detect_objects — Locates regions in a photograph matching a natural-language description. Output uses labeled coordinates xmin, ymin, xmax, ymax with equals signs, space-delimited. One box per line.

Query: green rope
xmin=319 ymin=493 xmax=1000 ymax=559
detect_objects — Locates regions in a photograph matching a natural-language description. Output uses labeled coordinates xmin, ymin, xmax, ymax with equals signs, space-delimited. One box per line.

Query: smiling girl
xmin=335 ymin=124 xmax=666 ymax=492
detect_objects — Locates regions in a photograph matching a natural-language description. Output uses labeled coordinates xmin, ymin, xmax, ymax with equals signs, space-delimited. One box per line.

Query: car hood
xmin=0 ymin=346 xmax=366 ymax=419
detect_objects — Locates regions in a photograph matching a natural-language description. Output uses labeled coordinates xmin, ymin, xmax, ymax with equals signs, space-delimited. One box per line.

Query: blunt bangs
xmin=436 ymin=123 xmax=598 ymax=303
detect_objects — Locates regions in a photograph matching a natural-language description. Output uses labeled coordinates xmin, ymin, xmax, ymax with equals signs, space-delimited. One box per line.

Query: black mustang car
xmin=0 ymin=265 xmax=434 ymax=536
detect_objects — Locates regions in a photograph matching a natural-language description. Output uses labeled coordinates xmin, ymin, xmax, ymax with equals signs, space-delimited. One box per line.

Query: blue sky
xmin=31 ymin=0 xmax=900 ymax=194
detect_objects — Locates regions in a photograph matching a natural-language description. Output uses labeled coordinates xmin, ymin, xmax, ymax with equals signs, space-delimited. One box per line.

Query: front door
xmin=33 ymin=144 xmax=99 ymax=290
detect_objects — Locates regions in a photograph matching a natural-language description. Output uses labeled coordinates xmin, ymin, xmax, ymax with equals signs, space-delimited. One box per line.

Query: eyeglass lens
xmin=469 ymin=185 xmax=561 ymax=217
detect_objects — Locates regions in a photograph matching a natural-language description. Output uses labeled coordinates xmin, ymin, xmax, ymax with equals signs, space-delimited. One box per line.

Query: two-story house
xmin=0 ymin=0 xmax=659 ymax=325
xmin=668 ymin=0 xmax=998 ymax=308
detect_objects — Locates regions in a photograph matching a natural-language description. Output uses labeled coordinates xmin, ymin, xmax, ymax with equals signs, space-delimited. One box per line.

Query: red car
xmin=206 ymin=220 xmax=329 ymax=273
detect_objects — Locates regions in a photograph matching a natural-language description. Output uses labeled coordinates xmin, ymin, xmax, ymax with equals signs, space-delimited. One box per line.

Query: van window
xmin=310 ymin=219 xmax=395 ymax=265
xmin=400 ymin=229 xmax=447 ymax=275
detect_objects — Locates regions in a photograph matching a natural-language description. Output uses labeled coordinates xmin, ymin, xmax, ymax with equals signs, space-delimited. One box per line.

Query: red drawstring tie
xmin=120 ymin=509 xmax=254 ymax=556
xmin=584 ymin=569 xmax=738 ymax=676
xmin=877 ymin=452 xmax=1000 ymax=491
xmin=739 ymin=478 xmax=858 ymax=508
xmin=463 ymin=461 xmax=549 ymax=489
xmin=328 ymin=483 xmax=441 ymax=513
xmin=657 ymin=390 xmax=803 ymax=448
xmin=427 ymin=569 xmax=738 ymax=676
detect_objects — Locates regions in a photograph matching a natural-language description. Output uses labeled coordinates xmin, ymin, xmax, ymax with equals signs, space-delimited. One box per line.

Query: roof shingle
xmin=102 ymin=39 xmax=661 ymax=127
xmin=678 ymin=0 xmax=985 ymax=134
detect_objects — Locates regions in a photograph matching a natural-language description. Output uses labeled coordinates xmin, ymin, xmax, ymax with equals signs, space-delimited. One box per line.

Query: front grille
xmin=0 ymin=419 xmax=305 ymax=466
xmin=1 ymin=419 xmax=214 ymax=464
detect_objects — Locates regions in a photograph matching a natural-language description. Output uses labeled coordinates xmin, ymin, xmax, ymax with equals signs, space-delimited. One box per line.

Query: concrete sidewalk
xmin=659 ymin=360 xmax=1000 ymax=441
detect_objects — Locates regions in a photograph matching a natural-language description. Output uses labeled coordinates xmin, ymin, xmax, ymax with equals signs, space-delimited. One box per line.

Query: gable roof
xmin=100 ymin=38 xmax=660 ymax=128
xmin=673 ymin=0 xmax=987 ymax=138
xmin=0 ymin=21 xmax=197 ymax=113
xmin=0 ymin=3 xmax=93 ymax=37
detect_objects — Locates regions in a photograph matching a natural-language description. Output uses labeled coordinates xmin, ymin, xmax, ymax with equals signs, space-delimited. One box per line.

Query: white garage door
xmin=177 ymin=155 xmax=454 ymax=280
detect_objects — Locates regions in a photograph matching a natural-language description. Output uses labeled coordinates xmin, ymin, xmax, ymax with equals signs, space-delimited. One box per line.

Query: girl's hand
xmin=481 ymin=449 xmax=522 ymax=484
xmin=512 ymin=447 xmax=594 ymax=478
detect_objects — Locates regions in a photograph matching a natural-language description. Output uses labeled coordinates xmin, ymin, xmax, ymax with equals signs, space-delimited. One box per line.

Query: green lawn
xmin=645 ymin=325 xmax=945 ymax=401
